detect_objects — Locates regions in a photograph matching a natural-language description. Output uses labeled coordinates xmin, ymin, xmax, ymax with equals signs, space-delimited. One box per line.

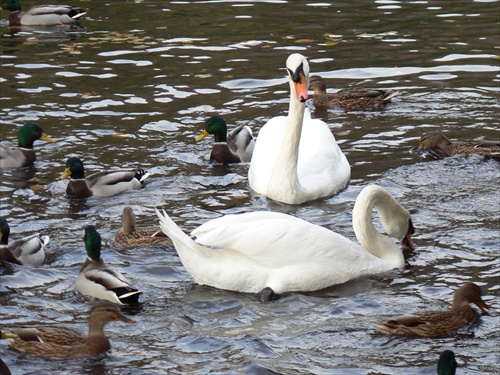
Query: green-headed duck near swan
xmin=115 ymin=207 xmax=172 ymax=248
xmin=3 ymin=302 xmax=134 ymax=360
xmin=0 ymin=216 xmax=49 ymax=266
xmin=60 ymin=157 xmax=149 ymax=198
xmin=0 ymin=123 xmax=55 ymax=168
xmin=372 ymin=282 xmax=490 ymax=337
xmin=0 ymin=0 xmax=86 ymax=27
xmin=248 ymin=54 xmax=350 ymax=204
xmin=308 ymin=75 xmax=398 ymax=111
xmin=438 ymin=350 xmax=457 ymax=375
xmin=416 ymin=132 xmax=500 ymax=160
xmin=196 ymin=116 xmax=255 ymax=163
xmin=157 ymin=185 xmax=414 ymax=301
xmin=75 ymin=225 xmax=142 ymax=305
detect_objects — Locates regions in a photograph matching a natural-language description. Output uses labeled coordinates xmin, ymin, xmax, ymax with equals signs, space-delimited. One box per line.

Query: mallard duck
xmin=371 ymin=282 xmax=490 ymax=337
xmin=438 ymin=350 xmax=457 ymax=375
xmin=3 ymin=302 xmax=134 ymax=360
xmin=195 ymin=116 xmax=255 ymax=164
xmin=417 ymin=132 xmax=500 ymax=160
xmin=248 ymin=54 xmax=350 ymax=204
xmin=75 ymin=225 xmax=142 ymax=305
xmin=0 ymin=123 xmax=55 ymax=168
xmin=0 ymin=217 xmax=49 ymax=266
xmin=115 ymin=207 xmax=172 ymax=248
xmin=60 ymin=157 xmax=149 ymax=198
xmin=0 ymin=0 xmax=86 ymax=27
xmin=1 ymin=331 xmax=16 ymax=375
xmin=157 ymin=185 xmax=415 ymax=301
xmin=308 ymin=75 xmax=398 ymax=111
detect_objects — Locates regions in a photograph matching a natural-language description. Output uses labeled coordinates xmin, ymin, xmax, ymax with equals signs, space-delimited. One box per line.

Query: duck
xmin=3 ymin=302 xmax=134 ymax=360
xmin=156 ymin=184 xmax=415 ymax=301
xmin=308 ymin=75 xmax=398 ymax=111
xmin=1 ymin=331 xmax=16 ymax=375
xmin=60 ymin=157 xmax=149 ymax=198
xmin=371 ymin=282 xmax=490 ymax=337
xmin=0 ymin=123 xmax=55 ymax=168
xmin=0 ymin=0 xmax=86 ymax=27
xmin=0 ymin=216 xmax=49 ymax=266
xmin=248 ymin=54 xmax=350 ymax=205
xmin=195 ymin=116 xmax=255 ymax=163
xmin=417 ymin=132 xmax=500 ymax=160
xmin=75 ymin=225 xmax=142 ymax=305
xmin=438 ymin=350 xmax=457 ymax=375
xmin=115 ymin=207 xmax=172 ymax=248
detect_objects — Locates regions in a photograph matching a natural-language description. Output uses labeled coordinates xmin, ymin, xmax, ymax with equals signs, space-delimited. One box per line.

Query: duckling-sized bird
xmin=0 ymin=123 xmax=55 ymax=168
xmin=0 ymin=217 xmax=49 ymax=267
xmin=195 ymin=116 xmax=255 ymax=163
xmin=417 ymin=132 xmax=500 ymax=160
xmin=372 ymin=282 xmax=490 ymax=337
xmin=75 ymin=225 xmax=142 ymax=305
xmin=308 ymin=75 xmax=398 ymax=111
xmin=60 ymin=157 xmax=149 ymax=198
xmin=0 ymin=0 xmax=86 ymax=27
xmin=3 ymin=302 xmax=134 ymax=360
xmin=115 ymin=207 xmax=172 ymax=248
xmin=438 ymin=350 xmax=457 ymax=375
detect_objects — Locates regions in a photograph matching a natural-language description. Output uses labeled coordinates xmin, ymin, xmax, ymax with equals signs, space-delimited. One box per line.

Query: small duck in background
xmin=371 ymin=282 xmax=490 ymax=337
xmin=60 ymin=157 xmax=149 ymax=198
xmin=0 ymin=0 xmax=86 ymax=27
xmin=2 ymin=302 xmax=134 ymax=360
xmin=115 ymin=207 xmax=172 ymax=248
xmin=438 ymin=350 xmax=457 ymax=375
xmin=75 ymin=225 xmax=142 ymax=305
xmin=0 ymin=217 xmax=49 ymax=267
xmin=416 ymin=132 xmax=500 ymax=160
xmin=0 ymin=123 xmax=55 ymax=168
xmin=196 ymin=116 xmax=255 ymax=163
xmin=308 ymin=75 xmax=398 ymax=111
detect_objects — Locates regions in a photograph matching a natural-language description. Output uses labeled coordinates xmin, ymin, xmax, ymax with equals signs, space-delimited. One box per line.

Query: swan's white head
xmin=286 ymin=53 xmax=310 ymax=103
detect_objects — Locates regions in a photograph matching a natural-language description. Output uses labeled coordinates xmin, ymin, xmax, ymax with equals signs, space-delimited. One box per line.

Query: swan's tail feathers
xmin=156 ymin=209 xmax=198 ymax=253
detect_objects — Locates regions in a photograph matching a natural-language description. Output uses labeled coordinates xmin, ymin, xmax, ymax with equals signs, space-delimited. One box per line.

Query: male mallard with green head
xmin=75 ymin=225 xmax=142 ymax=305
xmin=0 ymin=123 xmax=55 ymax=168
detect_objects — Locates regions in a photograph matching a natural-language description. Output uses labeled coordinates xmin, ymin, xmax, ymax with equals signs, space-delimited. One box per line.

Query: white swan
xmin=156 ymin=185 xmax=415 ymax=300
xmin=248 ymin=53 xmax=350 ymax=205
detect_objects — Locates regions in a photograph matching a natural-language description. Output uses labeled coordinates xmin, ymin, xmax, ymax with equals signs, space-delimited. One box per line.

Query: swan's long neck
xmin=352 ymin=187 xmax=406 ymax=268
xmin=266 ymin=82 xmax=306 ymax=201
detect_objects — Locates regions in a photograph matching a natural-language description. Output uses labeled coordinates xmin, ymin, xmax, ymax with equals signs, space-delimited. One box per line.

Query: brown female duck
xmin=308 ymin=75 xmax=398 ymax=111
xmin=417 ymin=132 xmax=500 ymax=160
xmin=115 ymin=207 xmax=172 ymax=248
xmin=4 ymin=302 xmax=134 ymax=360
xmin=372 ymin=282 xmax=490 ymax=337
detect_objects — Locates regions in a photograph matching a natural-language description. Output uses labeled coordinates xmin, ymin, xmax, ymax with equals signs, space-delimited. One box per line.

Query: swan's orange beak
xmin=294 ymin=72 xmax=308 ymax=103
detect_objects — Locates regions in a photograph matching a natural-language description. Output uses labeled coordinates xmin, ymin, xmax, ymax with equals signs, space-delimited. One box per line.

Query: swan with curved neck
xmin=248 ymin=53 xmax=350 ymax=204
xmin=156 ymin=185 xmax=414 ymax=300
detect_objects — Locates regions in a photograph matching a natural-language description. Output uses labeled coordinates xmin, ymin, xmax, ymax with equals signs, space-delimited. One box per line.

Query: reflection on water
xmin=1 ymin=0 xmax=499 ymax=374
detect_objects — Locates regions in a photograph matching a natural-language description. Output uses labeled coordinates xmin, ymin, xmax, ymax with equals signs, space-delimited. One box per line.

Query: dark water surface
xmin=1 ymin=1 xmax=499 ymax=374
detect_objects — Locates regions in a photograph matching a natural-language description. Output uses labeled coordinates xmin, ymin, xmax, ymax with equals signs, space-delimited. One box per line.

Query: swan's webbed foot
xmin=259 ymin=287 xmax=277 ymax=302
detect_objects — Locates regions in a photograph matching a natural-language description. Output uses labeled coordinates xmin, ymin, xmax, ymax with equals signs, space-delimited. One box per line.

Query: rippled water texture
xmin=1 ymin=1 xmax=499 ymax=374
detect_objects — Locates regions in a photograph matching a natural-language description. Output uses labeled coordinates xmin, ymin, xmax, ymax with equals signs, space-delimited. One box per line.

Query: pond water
xmin=0 ymin=0 xmax=499 ymax=374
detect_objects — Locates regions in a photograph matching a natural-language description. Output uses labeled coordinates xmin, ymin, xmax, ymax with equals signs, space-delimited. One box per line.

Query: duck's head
xmin=437 ymin=350 xmax=457 ymax=375
xmin=196 ymin=116 xmax=228 ymax=143
xmin=0 ymin=0 xmax=22 ymax=12
xmin=84 ymin=225 xmax=102 ymax=261
xmin=308 ymin=75 xmax=327 ymax=92
xmin=286 ymin=53 xmax=310 ymax=103
xmin=60 ymin=157 xmax=85 ymax=179
xmin=17 ymin=123 xmax=55 ymax=149
xmin=0 ymin=217 xmax=10 ymax=245
xmin=453 ymin=282 xmax=490 ymax=314
xmin=89 ymin=301 xmax=135 ymax=324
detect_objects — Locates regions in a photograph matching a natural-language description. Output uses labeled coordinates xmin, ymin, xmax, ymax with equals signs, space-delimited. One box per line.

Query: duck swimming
xmin=157 ymin=185 xmax=414 ymax=301
xmin=248 ymin=54 xmax=350 ymax=204
xmin=196 ymin=116 xmax=255 ymax=163
xmin=0 ymin=123 xmax=55 ymax=168
xmin=308 ymin=75 xmax=398 ymax=111
xmin=372 ymin=282 xmax=490 ymax=337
